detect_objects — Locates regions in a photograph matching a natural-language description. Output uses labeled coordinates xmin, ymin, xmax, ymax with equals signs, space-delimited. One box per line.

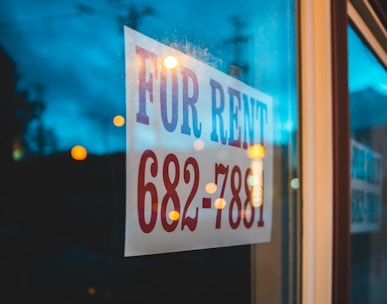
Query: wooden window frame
xmin=301 ymin=0 xmax=386 ymax=303
xmin=332 ymin=1 xmax=386 ymax=303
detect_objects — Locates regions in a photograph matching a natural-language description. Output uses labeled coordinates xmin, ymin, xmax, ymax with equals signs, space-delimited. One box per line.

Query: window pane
xmin=348 ymin=25 xmax=387 ymax=303
xmin=0 ymin=1 xmax=298 ymax=302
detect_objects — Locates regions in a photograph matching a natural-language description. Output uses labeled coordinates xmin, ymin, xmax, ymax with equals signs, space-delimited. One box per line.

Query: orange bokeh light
xmin=214 ymin=198 xmax=227 ymax=210
xmin=205 ymin=182 xmax=217 ymax=194
xmin=113 ymin=115 xmax=125 ymax=127
xmin=71 ymin=145 xmax=87 ymax=160
xmin=168 ymin=210 xmax=180 ymax=221
xmin=247 ymin=144 xmax=266 ymax=160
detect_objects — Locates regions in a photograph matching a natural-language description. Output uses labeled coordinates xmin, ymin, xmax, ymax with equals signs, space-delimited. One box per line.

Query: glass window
xmin=0 ymin=1 xmax=298 ymax=302
xmin=348 ymin=24 xmax=387 ymax=303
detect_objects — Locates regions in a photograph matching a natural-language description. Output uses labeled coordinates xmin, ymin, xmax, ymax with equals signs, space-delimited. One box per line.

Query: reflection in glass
xmin=348 ymin=25 xmax=387 ymax=304
xmin=0 ymin=0 xmax=298 ymax=302
xmin=247 ymin=144 xmax=266 ymax=207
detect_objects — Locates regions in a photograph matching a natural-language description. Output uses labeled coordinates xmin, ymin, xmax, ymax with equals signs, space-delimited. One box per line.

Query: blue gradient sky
xmin=0 ymin=0 xmax=316 ymax=155
xmin=348 ymin=25 xmax=387 ymax=95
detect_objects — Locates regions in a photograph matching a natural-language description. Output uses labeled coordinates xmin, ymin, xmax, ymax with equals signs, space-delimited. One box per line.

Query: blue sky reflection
xmin=0 ymin=0 xmax=297 ymax=155
xmin=348 ymin=25 xmax=387 ymax=95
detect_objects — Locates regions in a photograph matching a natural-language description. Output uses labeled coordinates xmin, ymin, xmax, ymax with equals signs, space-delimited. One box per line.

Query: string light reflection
xmin=247 ymin=144 xmax=266 ymax=207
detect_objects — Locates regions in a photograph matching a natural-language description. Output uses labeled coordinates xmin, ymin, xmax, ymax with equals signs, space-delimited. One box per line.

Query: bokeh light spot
xmin=290 ymin=177 xmax=299 ymax=189
xmin=163 ymin=55 xmax=178 ymax=69
xmin=168 ymin=210 xmax=180 ymax=221
xmin=247 ymin=144 xmax=266 ymax=160
xmin=193 ymin=139 xmax=205 ymax=151
xmin=113 ymin=115 xmax=125 ymax=127
xmin=71 ymin=145 xmax=87 ymax=160
xmin=87 ymin=287 xmax=97 ymax=296
xmin=205 ymin=182 xmax=217 ymax=194
xmin=214 ymin=198 xmax=227 ymax=210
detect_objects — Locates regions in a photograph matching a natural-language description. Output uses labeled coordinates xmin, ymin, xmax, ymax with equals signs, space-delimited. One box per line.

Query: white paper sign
xmin=124 ymin=26 xmax=274 ymax=256
xmin=351 ymin=139 xmax=383 ymax=233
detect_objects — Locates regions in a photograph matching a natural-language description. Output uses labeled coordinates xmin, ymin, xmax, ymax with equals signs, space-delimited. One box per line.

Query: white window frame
xmin=301 ymin=1 xmax=386 ymax=303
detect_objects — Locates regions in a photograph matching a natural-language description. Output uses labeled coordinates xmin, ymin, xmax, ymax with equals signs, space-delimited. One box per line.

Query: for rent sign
xmin=124 ymin=26 xmax=274 ymax=256
xmin=351 ymin=139 xmax=383 ymax=233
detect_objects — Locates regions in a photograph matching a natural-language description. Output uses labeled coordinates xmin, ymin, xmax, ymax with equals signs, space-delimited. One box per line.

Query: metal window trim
xmin=348 ymin=1 xmax=387 ymax=68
